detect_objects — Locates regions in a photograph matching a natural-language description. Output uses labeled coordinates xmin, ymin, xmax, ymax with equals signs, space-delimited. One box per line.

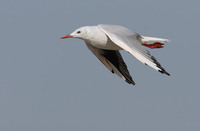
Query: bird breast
xmin=84 ymin=26 xmax=122 ymax=50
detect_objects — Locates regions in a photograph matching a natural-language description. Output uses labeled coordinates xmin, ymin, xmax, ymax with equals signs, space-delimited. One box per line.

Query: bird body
xmin=71 ymin=26 xmax=122 ymax=50
xmin=61 ymin=24 xmax=170 ymax=85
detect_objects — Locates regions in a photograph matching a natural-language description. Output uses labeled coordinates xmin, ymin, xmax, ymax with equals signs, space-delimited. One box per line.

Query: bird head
xmin=61 ymin=27 xmax=88 ymax=39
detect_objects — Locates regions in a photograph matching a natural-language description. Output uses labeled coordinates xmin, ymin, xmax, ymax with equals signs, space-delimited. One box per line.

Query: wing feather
xmin=85 ymin=42 xmax=135 ymax=85
xmin=98 ymin=24 xmax=170 ymax=76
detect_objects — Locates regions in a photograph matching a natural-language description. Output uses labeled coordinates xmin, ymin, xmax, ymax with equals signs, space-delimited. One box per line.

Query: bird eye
xmin=77 ymin=31 xmax=81 ymax=34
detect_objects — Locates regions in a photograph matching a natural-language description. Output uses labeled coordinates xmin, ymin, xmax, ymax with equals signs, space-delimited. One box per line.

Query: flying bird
xmin=61 ymin=24 xmax=170 ymax=85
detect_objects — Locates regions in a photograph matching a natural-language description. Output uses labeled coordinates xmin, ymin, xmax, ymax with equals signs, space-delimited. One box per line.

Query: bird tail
xmin=141 ymin=36 xmax=170 ymax=43
xmin=140 ymin=36 xmax=170 ymax=49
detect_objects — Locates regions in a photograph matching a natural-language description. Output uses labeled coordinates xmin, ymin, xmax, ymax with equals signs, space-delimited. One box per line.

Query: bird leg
xmin=142 ymin=42 xmax=164 ymax=49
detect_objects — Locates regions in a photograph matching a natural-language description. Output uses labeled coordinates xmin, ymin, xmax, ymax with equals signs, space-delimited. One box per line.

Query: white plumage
xmin=61 ymin=24 xmax=170 ymax=85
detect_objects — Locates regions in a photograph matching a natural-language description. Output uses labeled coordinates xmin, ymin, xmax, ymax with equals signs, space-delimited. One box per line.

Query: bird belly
xmin=93 ymin=39 xmax=122 ymax=50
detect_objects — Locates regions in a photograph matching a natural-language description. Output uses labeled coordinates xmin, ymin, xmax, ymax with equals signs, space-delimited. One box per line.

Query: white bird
xmin=61 ymin=24 xmax=170 ymax=85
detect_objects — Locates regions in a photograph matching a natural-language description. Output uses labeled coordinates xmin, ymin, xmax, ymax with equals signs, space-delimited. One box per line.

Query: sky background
xmin=0 ymin=0 xmax=200 ymax=131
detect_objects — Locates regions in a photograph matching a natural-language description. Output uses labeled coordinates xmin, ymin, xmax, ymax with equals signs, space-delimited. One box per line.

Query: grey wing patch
xmin=86 ymin=43 xmax=135 ymax=85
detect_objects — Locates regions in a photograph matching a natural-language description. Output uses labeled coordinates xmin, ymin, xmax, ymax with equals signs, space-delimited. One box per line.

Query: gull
xmin=61 ymin=24 xmax=170 ymax=85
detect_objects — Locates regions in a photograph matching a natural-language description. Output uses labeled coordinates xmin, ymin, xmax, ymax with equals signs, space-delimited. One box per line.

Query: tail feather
xmin=141 ymin=36 xmax=170 ymax=44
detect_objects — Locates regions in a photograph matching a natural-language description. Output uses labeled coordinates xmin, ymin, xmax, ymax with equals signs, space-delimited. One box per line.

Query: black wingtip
xmin=151 ymin=56 xmax=170 ymax=76
xmin=165 ymin=72 xmax=170 ymax=76
xmin=126 ymin=79 xmax=135 ymax=85
xmin=131 ymin=82 xmax=136 ymax=85
xmin=158 ymin=70 xmax=170 ymax=76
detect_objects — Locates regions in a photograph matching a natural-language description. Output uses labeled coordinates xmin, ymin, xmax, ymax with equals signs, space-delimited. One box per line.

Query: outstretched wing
xmin=98 ymin=24 xmax=170 ymax=76
xmin=85 ymin=43 xmax=135 ymax=85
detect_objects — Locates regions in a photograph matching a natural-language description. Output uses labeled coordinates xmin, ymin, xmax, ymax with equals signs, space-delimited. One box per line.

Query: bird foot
xmin=142 ymin=42 xmax=164 ymax=49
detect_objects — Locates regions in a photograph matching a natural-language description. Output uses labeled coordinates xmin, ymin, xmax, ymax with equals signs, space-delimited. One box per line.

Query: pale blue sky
xmin=0 ymin=0 xmax=200 ymax=131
